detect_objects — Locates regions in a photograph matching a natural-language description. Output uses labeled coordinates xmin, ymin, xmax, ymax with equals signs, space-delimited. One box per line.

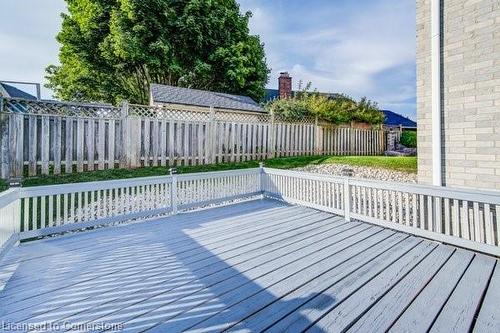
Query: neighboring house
xmin=0 ymin=82 xmax=37 ymax=100
xmin=267 ymin=73 xmax=411 ymax=131
xmin=150 ymin=83 xmax=264 ymax=113
xmin=264 ymin=72 xmax=341 ymax=102
xmin=382 ymin=110 xmax=417 ymax=130
xmin=417 ymin=0 xmax=500 ymax=190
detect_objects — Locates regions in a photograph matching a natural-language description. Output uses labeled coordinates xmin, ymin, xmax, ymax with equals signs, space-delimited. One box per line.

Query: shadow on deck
xmin=0 ymin=199 xmax=498 ymax=333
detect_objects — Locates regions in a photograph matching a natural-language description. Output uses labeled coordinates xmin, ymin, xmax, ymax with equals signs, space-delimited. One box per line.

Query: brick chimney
xmin=278 ymin=72 xmax=292 ymax=99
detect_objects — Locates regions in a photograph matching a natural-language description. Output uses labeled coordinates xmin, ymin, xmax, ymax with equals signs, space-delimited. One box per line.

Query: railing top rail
xmin=18 ymin=168 xmax=261 ymax=198
xmin=263 ymin=167 xmax=500 ymax=205
xmin=177 ymin=168 xmax=260 ymax=181
xmin=263 ymin=168 xmax=346 ymax=183
xmin=19 ymin=174 xmax=174 ymax=198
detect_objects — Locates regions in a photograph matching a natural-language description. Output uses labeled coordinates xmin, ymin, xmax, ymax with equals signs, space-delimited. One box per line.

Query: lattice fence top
xmin=215 ymin=110 xmax=271 ymax=123
xmin=130 ymin=103 xmax=272 ymax=123
xmin=274 ymin=115 xmax=316 ymax=125
xmin=0 ymin=97 xmax=340 ymax=126
xmin=129 ymin=104 xmax=212 ymax=122
xmin=1 ymin=97 xmax=122 ymax=118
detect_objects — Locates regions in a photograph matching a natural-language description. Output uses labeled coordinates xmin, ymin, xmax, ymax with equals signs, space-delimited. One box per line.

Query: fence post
xmin=269 ymin=112 xmax=276 ymax=158
xmin=120 ymin=101 xmax=130 ymax=168
xmin=126 ymin=103 xmax=141 ymax=169
xmin=9 ymin=114 xmax=23 ymax=179
xmin=170 ymin=168 xmax=178 ymax=215
xmin=0 ymin=97 xmax=10 ymax=180
xmin=343 ymin=178 xmax=351 ymax=222
xmin=314 ymin=116 xmax=323 ymax=155
xmin=349 ymin=128 xmax=355 ymax=154
xmin=209 ymin=106 xmax=216 ymax=164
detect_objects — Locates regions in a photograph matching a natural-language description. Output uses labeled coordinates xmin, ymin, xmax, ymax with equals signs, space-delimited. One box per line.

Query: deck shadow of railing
xmin=0 ymin=200 xmax=333 ymax=332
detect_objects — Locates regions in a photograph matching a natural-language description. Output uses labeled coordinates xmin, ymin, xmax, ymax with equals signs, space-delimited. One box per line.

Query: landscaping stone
xmin=294 ymin=164 xmax=417 ymax=183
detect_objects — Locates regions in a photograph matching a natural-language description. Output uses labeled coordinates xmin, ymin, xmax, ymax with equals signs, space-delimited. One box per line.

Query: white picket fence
xmin=1 ymin=167 xmax=499 ymax=259
xmin=0 ymin=97 xmax=388 ymax=179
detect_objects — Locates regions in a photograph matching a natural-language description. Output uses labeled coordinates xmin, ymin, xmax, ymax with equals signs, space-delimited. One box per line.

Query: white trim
xmin=431 ymin=0 xmax=443 ymax=186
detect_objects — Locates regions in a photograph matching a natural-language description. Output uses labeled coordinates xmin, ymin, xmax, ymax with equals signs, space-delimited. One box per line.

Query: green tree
xmin=46 ymin=0 xmax=269 ymax=105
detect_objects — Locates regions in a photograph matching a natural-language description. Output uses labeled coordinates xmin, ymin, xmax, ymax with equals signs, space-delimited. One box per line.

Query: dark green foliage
xmin=400 ymin=131 xmax=417 ymax=148
xmin=46 ymin=0 xmax=270 ymax=104
xmin=0 ymin=178 xmax=8 ymax=193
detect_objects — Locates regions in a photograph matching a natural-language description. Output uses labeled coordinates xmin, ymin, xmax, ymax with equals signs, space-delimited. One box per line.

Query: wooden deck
xmin=0 ymin=199 xmax=498 ymax=333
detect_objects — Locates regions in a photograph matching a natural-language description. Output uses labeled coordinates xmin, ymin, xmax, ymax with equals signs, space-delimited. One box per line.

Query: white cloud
xmin=0 ymin=0 xmax=66 ymax=99
xmin=240 ymin=0 xmax=416 ymax=117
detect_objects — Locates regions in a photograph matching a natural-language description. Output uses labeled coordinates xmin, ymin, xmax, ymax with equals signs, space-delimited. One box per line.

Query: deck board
xmin=474 ymin=262 xmax=500 ymax=332
xmin=430 ymin=254 xmax=496 ymax=333
xmin=0 ymin=199 xmax=497 ymax=333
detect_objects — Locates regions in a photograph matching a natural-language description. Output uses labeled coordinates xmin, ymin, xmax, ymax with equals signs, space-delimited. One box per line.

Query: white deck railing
xmin=1 ymin=167 xmax=499 ymax=258
xmin=262 ymin=168 xmax=500 ymax=256
xmin=0 ymin=189 xmax=20 ymax=259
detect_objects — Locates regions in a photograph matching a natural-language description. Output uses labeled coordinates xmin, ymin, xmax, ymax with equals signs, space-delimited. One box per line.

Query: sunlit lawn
xmin=14 ymin=155 xmax=417 ymax=189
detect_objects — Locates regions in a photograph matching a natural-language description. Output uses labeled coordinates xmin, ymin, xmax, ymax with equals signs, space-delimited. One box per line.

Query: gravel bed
xmin=293 ymin=164 xmax=417 ymax=183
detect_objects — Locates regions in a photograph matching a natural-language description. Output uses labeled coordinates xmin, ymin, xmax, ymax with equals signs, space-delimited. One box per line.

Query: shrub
xmin=308 ymin=94 xmax=355 ymax=124
xmin=263 ymin=84 xmax=384 ymax=125
xmin=265 ymin=98 xmax=310 ymax=121
xmin=400 ymin=131 xmax=417 ymax=148
xmin=351 ymin=97 xmax=385 ymax=124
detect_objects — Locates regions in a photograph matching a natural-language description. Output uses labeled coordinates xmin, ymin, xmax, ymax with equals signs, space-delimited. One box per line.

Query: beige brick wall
xmin=417 ymin=0 xmax=500 ymax=190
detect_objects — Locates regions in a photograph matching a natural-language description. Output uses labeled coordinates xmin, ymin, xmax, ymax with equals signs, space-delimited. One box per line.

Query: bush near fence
xmin=400 ymin=131 xmax=417 ymax=148
xmin=0 ymin=97 xmax=393 ymax=179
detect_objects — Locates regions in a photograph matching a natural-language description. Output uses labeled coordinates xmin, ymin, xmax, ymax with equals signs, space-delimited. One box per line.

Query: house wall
xmin=417 ymin=0 xmax=500 ymax=189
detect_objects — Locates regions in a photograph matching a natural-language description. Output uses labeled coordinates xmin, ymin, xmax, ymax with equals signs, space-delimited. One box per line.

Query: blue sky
xmin=0 ymin=0 xmax=416 ymax=119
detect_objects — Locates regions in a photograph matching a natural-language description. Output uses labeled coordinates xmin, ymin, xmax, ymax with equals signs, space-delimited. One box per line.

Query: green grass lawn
xmin=14 ymin=155 xmax=416 ymax=188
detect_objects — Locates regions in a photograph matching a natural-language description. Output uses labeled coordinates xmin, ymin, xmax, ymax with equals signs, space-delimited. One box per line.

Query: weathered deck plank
xmin=0 ymin=199 xmax=497 ymax=333
xmin=389 ymin=249 xmax=475 ymax=333
xmin=346 ymin=245 xmax=455 ymax=333
xmin=69 ymin=224 xmax=377 ymax=331
xmin=224 ymin=232 xmax=409 ymax=332
xmin=17 ymin=215 xmax=349 ymax=325
xmin=430 ymin=254 xmax=496 ymax=332
xmin=474 ymin=262 xmax=500 ymax=332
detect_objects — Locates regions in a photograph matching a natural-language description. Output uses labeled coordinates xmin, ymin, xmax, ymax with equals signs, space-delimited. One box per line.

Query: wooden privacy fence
xmin=1 ymin=167 xmax=499 ymax=258
xmin=0 ymin=97 xmax=388 ymax=179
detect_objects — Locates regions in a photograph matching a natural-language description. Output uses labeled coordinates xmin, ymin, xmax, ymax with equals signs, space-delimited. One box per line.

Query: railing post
xmin=259 ymin=162 xmax=265 ymax=196
xmin=343 ymin=178 xmax=351 ymax=222
xmin=170 ymin=168 xmax=178 ymax=215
